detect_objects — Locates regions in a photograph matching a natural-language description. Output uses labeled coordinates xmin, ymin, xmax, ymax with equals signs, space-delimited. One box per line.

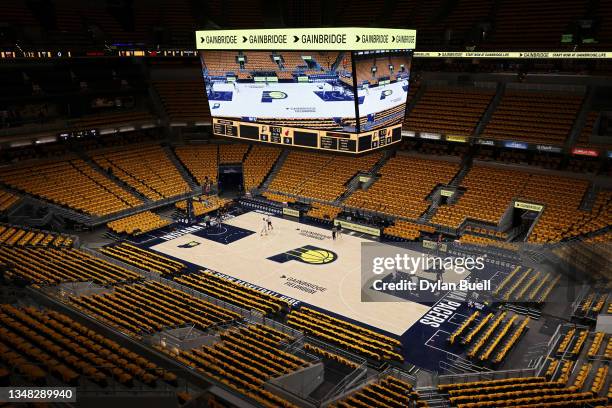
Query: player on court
xmin=260 ymin=217 xmax=268 ymax=236
xmin=266 ymin=215 xmax=273 ymax=231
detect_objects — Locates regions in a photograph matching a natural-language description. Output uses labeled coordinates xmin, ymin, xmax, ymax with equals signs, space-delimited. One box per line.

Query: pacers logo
xmin=268 ymin=245 xmax=337 ymax=265
xmin=380 ymin=89 xmax=393 ymax=99
xmin=178 ymin=241 xmax=201 ymax=249
xmin=262 ymin=91 xmax=288 ymax=103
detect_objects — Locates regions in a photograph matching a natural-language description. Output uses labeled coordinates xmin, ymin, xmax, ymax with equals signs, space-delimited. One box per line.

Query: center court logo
xmin=380 ymin=89 xmax=393 ymax=99
xmin=268 ymin=245 xmax=337 ymax=265
xmin=261 ymin=91 xmax=288 ymax=103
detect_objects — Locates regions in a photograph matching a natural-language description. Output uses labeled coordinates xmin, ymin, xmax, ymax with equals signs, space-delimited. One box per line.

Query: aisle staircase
xmin=78 ymin=152 xmax=151 ymax=202
xmin=336 ymin=176 xmax=362 ymax=203
xmin=162 ymin=145 xmax=198 ymax=190
xmin=565 ymin=85 xmax=595 ymax=150
xmin=473 ymin=82 xmax=505 ymax=139
xmin=579 ymin=183 xmax=600 ymax=211
xmin=336 ymin=149 xmax=394 ymax=203
xmin=260 ymin=149 xmax=290 ymax=190
xmin=449 ymin=156 xmax=473 ymax=187
xmin=417 ymin=387 xmax=451 ymax=408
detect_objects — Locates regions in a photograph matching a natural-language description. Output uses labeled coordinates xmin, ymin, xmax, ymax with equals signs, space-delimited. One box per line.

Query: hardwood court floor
xmin=151 ymin=211 xmax=431 ymax=336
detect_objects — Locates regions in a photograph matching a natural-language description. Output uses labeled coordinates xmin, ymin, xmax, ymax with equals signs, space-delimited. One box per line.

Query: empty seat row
xmin=0 ymin=245 xmax=141 ymax=286
xmin=159 ymin=324 xmax=301 ymax=408
xmin=405 ymin=86 xmax=495 ymax=137
xmin=287 ymin=307 xmax=402 ymax=362
xmin=107 ymin=211 xmax=170 ymax=236
xmin=100 ymin=242 xmax=186 ymax=276
xmin=92 ymin=144 xmax=189 ymax=200
xmin=269 ymin=150 xmax=381 ymax=202
xmin=68 ymin=281 xmax=241 ymax=338
xmin=384 ymin=220 xmax=436 ymax=241
xmin=331 ymin=376 xmax=424 ymax=408
xmin=174 ymin=270 xmax=289 ymax=315
xmin=243 ymin=145 xmax=282 ymax=191
xmin=0 ymin=157 xmax=140 ymax=216
xmin=174 ymin=144 xmax=218 ymax=185
xmin=175 ymin=195 xmax=231 ymax=217
xmin=346 ymin=155 xmax=459 ymax=219
xmin=0 ymin=190 xmax=19 ymax=212
xmin=303 ymin=343 xmax=359 ymax=370
xmin=306 ymin=203 xmax=342 ymax=221
xmin=0 ymin=304 xmax=177 ymax=388
xmin=0 ymin=225 xmax=73 ymax=248
xmin=153 ymin=80 xmax=211 ymax=122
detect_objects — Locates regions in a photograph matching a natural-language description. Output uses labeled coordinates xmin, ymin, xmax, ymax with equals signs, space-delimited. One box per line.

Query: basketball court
xmin=207 ymin=80 xmax=408 ymax=120
xmin=150 ymin=211 xmax=446 ymax=336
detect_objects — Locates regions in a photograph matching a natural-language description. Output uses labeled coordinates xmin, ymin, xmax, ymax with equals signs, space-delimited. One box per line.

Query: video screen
xmin=201 ymin=50 xmax=357 ymax=132
xmin=200 ymin=50 xmax=412 ymax=134
xmin=355 ymin=51 xmax=412 ymax=131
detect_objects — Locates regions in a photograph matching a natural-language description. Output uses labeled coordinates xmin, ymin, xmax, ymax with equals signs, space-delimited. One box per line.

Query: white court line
xmin=128 ymin=235 xmax=158 ymax=245
xmin=424 ymin=329 xmax=462 ymax=359
xmin=205 ymin=226 xmax=229 ymax=236
xmin=153 ymin=212 xmax=430 ymax=335
xmin=447 ymin=313 xmax=469 ymax=326
xmin=489 ymin=270 xmax=502 ymax=281
xmin=334 ymin=237 xmax=410 ymax=335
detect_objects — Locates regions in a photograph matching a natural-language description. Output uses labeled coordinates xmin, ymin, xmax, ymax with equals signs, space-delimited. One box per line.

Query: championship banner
xmin=196 ymin=28 xmax=417 ymax=50
xmin=514 ymin=201 xmax=544 ymax=212
xmin=414 ymin=51 xmax=612 ymax=59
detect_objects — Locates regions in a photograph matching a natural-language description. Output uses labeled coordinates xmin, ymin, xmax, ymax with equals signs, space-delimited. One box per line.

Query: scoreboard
xmin=213 ymin=118 xmax=403 ymax=153
xmin=198 ymin=27 xmax=415 ymax=154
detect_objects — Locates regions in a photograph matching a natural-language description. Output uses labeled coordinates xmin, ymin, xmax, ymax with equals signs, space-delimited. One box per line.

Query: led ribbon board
xmin=414 ymin=51 xmax=612 ymax=58
xmin=195 ymin=28 xmax=416 ymax=50
xmin=196 ymin=28 xmax=416 ymax=153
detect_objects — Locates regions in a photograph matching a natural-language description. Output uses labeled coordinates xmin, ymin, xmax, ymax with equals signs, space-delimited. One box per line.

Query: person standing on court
xmin=267 ymin=215 xmax=273 ymax=231
xmin=217 ymin=212 xmax=223 ymax=231
xmin=260 ymin=217 xmax=268 ymax=236
xmin=331 ymin=225 xmax=337 ymax=240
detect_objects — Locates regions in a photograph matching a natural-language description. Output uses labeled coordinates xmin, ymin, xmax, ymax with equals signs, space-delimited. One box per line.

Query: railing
xmin=323 ymin=365 xmax=418 ymax=407
xmin=439 ymin=355 xmax=488 ymax=375
xmin=382 ymin=366 xmax=418 ymax=386
xmin=570 ymin=283 xmax=592 ymax=316
xmin=261 ymin=316 xmax=303 ymax=339
xmin=302 ymin=336 xmax=369 ymax=403
xmin=8 ymin=187 xmax=202 ymax=228
xmin=437 ymin=367 xmax=537 ymax=386
xmin=7 ymin=206 xmax=54 ymax=227
xmin=91 ymin=188 xmax=203 ymax=226
xmin=79 ymin=246 xmax=146 ymax=276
